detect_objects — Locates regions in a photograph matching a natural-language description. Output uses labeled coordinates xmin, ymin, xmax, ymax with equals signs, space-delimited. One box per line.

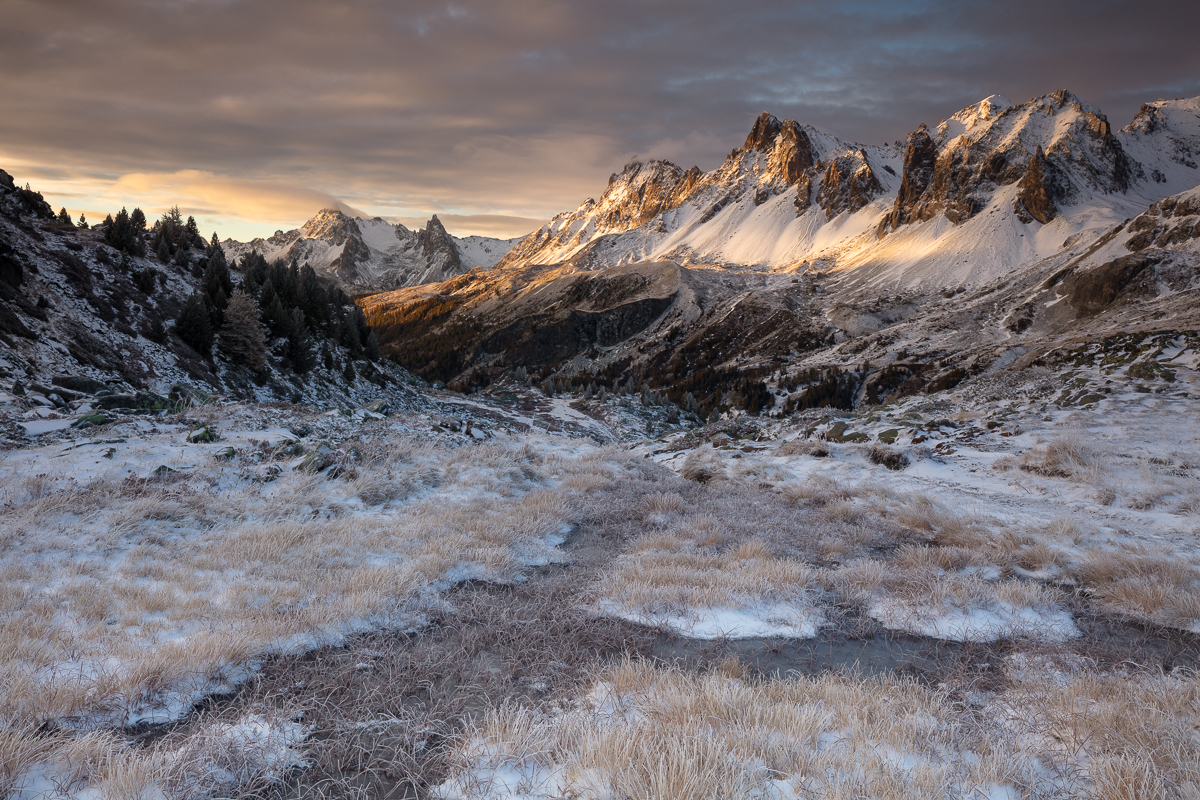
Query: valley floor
xmin=1 ymin=341 xmax=1199 ymax=799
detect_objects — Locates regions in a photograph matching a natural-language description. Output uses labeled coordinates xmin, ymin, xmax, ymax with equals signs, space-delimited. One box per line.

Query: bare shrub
xmin=868 ymin=443 xmax=910 ymax=471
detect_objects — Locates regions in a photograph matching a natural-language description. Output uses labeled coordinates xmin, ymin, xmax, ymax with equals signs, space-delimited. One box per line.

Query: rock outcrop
xmin=816 ymin=150 xmax=883 ymax=219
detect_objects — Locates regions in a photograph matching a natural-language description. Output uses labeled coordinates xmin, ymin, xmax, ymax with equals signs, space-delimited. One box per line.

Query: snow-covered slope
xmin=497 ymin=91 xmax=1200 ymax=292
xmin=223 ymin=211 xmax=522 ymax=291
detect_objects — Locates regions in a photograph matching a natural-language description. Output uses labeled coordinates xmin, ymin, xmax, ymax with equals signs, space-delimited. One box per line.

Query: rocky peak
xmin=594 ymin=160 xmax=701 ymax=232
xmin=0 ymin=169 xmax=14 ymax=191
xmin=300 ymin=208 xmax=358 ymax=246
xmin=744 ymin=112 xmax=783 ymax=152
xmin=878 ymin=124 xmax=938 ymax=236
xmin=420 ymin=214 xmax=461 ymax=276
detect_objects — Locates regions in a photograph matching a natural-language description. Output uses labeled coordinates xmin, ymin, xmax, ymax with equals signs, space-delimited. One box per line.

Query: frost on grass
xmin=434 ymin=658 xmax=1007 ymax=800
xmin=0 ymin=425 xmax=657 ymax=799
xmin=833 ymin=553 xmax=1080 ymax=643
xmin=593 ymin=491 xmax=825 ymax=639
xmin=439 ymin=658 xmax=1200 ymax=800
xmin=5 ymin=712 xmax=307 ymax=800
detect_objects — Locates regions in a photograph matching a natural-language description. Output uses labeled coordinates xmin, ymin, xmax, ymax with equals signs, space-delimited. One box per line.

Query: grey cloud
xmin=1 ymin=0 xmax=1197 ymax=239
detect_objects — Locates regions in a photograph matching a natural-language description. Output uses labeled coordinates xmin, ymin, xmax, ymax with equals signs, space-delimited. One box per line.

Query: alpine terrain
xmin=3 ymin=89 xmax=1200 ymax=800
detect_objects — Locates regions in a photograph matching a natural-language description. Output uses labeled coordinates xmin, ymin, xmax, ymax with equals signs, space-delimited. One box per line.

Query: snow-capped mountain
xmin=363 ymin=89 xmax=1200 ymax=409
xmin=223 ymin=211 xmax=523 ymax=290
xmin=496 ymin=90 xmax=1200 ymax=290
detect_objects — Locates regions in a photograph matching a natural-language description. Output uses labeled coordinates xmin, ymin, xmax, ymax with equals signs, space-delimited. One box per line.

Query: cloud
xmin=1 ymin=0 xmax=1197 ymax=241
xmin=109 ymin=171 xmax=366 ymax=224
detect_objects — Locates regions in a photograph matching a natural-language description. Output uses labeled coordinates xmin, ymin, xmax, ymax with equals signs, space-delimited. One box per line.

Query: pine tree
xmin=218 ymin=290 xmax=269 ymax=370
xmin=176 ymin=294 xmax=215 ymax=358
xmin=77 ymin=213 xmax=89 ymax=229
xmin=57 ymin=208 xmax=73 ymax=225
xmin=364 ymin=329 xmax=381 ymax=361
xmin=343 ymin=360 xmax=356 ymax=383
xmin=210 ymin=286 xmax=228 ymax=328
xmin=157 ymin=238 xmax=170 ymax=262
xmin=286 ymin=308 xmax=315 ymax=373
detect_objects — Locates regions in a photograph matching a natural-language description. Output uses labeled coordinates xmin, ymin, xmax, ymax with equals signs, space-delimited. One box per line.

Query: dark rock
xmin=186 ymin=426 xmax=216 ymax=443
xmin=878 ymin=125 xmax=937 ymax=236
xmin=1014 ymin=146 xmax=1061 ymax=224
xmin=768 ymin=120 xmax=816 ymax=184
xmin=1063 ymin=253 xmax=1160 ymax=316
xmin=421 ymin=214 xmax=462 ymax=278
xmin=53 ymin=375 xmax=109 ymax=395
xmin=169 ymin=383 xmax=210 ymax=407
xmin=11 ymin=381 xmax=26 ymax=396
xmin=744 ymin=112 xmax=783 ymax=152
xmin=816 ymin=151 xmax=883 ymax=220
xmin=794 ymin=174 xmax=814 ymax=214
xmin=94 ymin=391 xmax=171 ymax=412
xmin=0 ymin=169 xmax=14 ymax=190
xmin=72 ymin=411 xmax=110 ymax=429
xmin=296 ymin=441 xmax=337 ymax=473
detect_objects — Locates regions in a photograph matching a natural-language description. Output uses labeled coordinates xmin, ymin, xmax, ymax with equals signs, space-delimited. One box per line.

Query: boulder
xmin=72 ymin=411 xmax=110 ymax=429
xmin=296 ymin=441 xmax=337 ymax=474
xmin=186 ymin=426 xmax=216 ymax=443
xmin=95 ymin=392 xmax=171 ymax=413
xmin=362 ymin=398 xmax=391 ymax=415
xmin=10 ymin=381 xmax=25 ymax=396
xmin=53 ymin=375 xmax=109 ymax=395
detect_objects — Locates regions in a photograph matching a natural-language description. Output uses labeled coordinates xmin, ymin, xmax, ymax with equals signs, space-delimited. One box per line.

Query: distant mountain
xmin=223 ymin=211 xmax=523 ymax=291
xmin=362 ymin=90 xmax=1200 ymax=417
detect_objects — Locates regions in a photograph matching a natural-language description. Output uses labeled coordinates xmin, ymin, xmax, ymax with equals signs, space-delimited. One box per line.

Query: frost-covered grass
xmin=4 ymin=366 xmax=1200 ymax=799
xmin=437 ymin=657 xmax=1200 ymax=800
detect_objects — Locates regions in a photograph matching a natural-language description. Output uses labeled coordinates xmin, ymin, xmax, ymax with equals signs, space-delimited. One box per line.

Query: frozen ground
xmin=1 ymin=337 xmax=1198 ymax=798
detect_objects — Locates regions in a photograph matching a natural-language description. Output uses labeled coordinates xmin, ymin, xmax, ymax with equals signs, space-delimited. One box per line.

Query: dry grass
xmin=437 ymin=656 xmax=1200 ymax=800
xmin=1020 ymin=432 xmax=1103 ymax=479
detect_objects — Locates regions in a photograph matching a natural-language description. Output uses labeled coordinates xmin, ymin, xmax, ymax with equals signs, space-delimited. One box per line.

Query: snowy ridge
xmin=497 ymin=90 xmax=1200 ymax=291
xmin=223 ymin=210 xmax=522 ymax=290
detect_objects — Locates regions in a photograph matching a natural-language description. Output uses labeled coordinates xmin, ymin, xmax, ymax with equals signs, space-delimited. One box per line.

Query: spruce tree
xmin=157 ymin=238 xmax=170 ymax=262
xmin=77 ymin=213 xmax=89 ymax=229
xmin=364 ymin=329 xmax=381 ymax=361
xmin=286 ymin=308 xmax=315 ymax=373
xmin=57 ymin=208 xmax=73 ymax=225
xmin=176 ymin=294 xmax=215 ymax=358
xmin=218 ymin=290 xmax=269 ymax=370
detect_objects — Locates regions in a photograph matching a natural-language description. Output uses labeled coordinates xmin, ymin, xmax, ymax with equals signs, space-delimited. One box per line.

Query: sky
xmin=1 ymin=0 xmax=1197 ymax=242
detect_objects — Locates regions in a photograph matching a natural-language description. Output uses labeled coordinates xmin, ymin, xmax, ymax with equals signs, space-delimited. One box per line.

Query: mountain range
xmin=222 ymin=211 xmax=522 ymax=291
xmin=360 ymin=89 xmax=1200 ymax=416
xmin=1 ymin=88 xmax=1198 ymax=422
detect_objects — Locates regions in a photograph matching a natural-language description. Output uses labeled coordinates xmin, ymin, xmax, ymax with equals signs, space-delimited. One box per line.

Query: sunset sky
xmin=2 ymin=0 xmax=1197 ymax=241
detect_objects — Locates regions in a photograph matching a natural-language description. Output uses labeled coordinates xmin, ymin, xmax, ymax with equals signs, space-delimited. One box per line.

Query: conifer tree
xmin=286 ymin=308 xmax=315 ymax=373
xmin=364 ymin=329 xmax=381 ymax=361
xmin=176 ymin=294 xmax=215 ymax=358
xmin=77 ymin=213 xmax=89 ymax=229
xmin=218 ymin=290 xmax=269 ymax=370
xmin=57 ymin=208 xmax=73 ymax=225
